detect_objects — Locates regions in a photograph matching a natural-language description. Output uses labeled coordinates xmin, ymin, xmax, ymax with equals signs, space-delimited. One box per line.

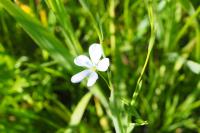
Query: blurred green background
xmin=0 ymin=0 xmax=200 ymax=132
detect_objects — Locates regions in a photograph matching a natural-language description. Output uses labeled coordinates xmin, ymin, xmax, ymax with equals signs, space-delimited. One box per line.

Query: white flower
xmin=71 ymin=43 xmax=110 ymax=87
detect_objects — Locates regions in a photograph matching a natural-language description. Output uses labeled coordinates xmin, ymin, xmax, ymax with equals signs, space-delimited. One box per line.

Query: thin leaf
xmin=46 ymin=0 xmax=83 ymax=55
xmin=0 ymin=0 xmax=73 ymax=71
xmin=69 ymin=92 xmax=92 ymax=126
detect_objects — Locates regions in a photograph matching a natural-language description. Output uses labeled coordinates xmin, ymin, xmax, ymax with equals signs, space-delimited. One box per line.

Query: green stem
xmin=107 ymin=0 xmax=124 ymax=132
xmin=131 ymin=0 xmax=156 ymax=106
xmin=98 ymin=72 xmax=110 ymax=89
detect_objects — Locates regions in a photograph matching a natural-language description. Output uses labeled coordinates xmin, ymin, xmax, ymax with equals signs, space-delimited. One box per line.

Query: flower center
xmin=90 ymin=66 xmax=96 ymax=72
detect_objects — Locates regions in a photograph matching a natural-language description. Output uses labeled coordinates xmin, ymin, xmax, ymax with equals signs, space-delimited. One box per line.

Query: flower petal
xmin=89 ymin=43 xmax=102 ymax=64
xmin=87 ymin=72 xmax=98 ymax=87
xmin=74 ymin=55 xmax=93 ymax=68
xmin=71 ymin=70 xmax=91 ymax=83
xmin=96 ymin=58 xmax=110 ymax=71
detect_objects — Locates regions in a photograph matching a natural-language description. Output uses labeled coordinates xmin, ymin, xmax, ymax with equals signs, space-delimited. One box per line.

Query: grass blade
xmin=69 ymin=92 xmax=92 ymax=126
xmin=46 ymin=0 xmax=83 ymax=55
xmin=0 ymin=0 xmax=73 ymax=71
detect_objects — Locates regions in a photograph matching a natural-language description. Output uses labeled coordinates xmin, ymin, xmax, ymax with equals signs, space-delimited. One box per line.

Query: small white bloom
xmin=71 ymin=43 xmax=110 ymax=87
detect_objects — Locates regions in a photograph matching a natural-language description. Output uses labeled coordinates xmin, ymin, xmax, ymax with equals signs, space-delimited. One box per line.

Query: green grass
xmin=0 ymin=0 xmax=200 ymax=132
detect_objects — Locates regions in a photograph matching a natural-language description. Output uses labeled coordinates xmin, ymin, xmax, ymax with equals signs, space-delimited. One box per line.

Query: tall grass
xmin=0 ymin=0 xmax=199 ymax=132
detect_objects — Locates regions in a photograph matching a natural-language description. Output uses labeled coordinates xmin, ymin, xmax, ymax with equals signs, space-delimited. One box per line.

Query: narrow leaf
xmin=0 ymin=0 xmax=73 ymax=71
xmin=69 ymin=92 xmax=92 ymax=126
